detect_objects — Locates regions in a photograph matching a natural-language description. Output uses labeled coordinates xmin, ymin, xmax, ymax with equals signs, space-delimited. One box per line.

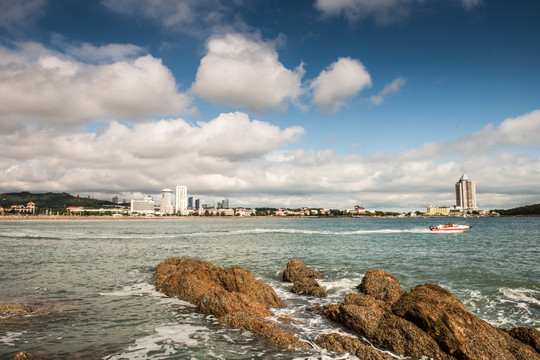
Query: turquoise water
xmin=0 ymin=217 xmax=538 ymax=359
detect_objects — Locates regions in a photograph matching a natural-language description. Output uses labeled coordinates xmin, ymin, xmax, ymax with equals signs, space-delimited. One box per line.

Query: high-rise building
xmin=160 ymin=189 xmax=174 ymax=215
xmin=188 ymin=196 xmax=193 ymax=209
xmin=175 ymin=185 xmax=188 ymax=212
xmin=455 ymin=174 xmax=477 ymax=212
xmin=195 ymin=198 xmax=200 ymax=209
xmin=112 ymin=195 xmax=119 ymax=204
xmin=222 ymin=199 xmax=230 ymax=209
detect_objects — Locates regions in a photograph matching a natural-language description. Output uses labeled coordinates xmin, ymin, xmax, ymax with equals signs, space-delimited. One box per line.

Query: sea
xmin=0 ymin=217 xmax=538 ymax=359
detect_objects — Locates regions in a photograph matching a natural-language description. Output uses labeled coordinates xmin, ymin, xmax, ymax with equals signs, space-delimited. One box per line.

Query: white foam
xmin=499 ymin=287 xmax=540 ymax=306
xmin=0 ymin=331 xmax=24 ymax=346
xmin=184 ymin=228 xmax=432 ymax=237
xmin=103 ymin=324 xmax=208 ymax=360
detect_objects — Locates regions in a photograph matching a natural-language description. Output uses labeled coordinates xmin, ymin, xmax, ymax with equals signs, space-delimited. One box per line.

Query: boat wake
xmin=184 ymin=228 xmax=432 ymax=237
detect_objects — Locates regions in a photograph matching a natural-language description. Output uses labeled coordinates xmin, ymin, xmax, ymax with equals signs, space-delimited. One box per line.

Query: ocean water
xmin=0 ymin=217 xmax=538 ymax=359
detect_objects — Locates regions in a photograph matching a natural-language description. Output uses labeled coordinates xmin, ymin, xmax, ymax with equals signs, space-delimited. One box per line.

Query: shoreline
xmin=0 ymin=214 xmax=534 ymax=221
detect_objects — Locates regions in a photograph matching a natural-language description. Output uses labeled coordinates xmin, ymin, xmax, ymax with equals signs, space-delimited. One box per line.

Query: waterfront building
xmin=195 ymin=198 xmax=200 ymax=209
xmin=130 ymin=195 xmax=155 ymax=214
xmin=426 ymin=205 xmax=450 ymax=216
xmin=455 ymin=174 xmax=478 ymax=212
xmin=175 ymin=185 xmax=188 ymax=212
xmin=160 ymin=189 xmax=174 ymax=215
xmin=188 ymin=196 xmax=193 ymax=209
xmin=112 ymin=195 xmax=119 ymax=204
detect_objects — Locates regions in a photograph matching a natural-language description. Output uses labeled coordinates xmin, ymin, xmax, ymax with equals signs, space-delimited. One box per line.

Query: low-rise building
xmin=426 ymin=205 xmax=450 ymax=216
xmin=130 ymin=195 xmax=155 ymax=215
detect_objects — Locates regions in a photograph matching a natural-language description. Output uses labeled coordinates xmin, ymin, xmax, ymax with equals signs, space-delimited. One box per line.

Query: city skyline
xmin=0 ymin=1 xmax=539 ymax=212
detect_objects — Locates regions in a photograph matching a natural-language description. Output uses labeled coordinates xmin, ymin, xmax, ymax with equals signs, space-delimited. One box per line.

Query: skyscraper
xmin=175 ymin=185 xmax=188 ymax=212
xmin=455 ymin=174 xmax=478 ymax=212
xmin=188 ymin=196 xmax=193 ymax=209
xmin=160 ymin=189 xmax=174 ymax=215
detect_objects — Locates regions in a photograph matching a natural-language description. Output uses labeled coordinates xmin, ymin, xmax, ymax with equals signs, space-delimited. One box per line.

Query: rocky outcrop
xmin=153 ymin=257 xmax=309 ymax=350
xmin=356 ymin=269 xmax=403 ymax=307
xmin=283 ymin=259 xmax=327 ymax=297
xmin=392 ymin=283 xmax=540 ymax=360
xmin=317 ymin=293 xmax=454 ymax=360
xmin=315 ymin=333 xmax=394 ymax=360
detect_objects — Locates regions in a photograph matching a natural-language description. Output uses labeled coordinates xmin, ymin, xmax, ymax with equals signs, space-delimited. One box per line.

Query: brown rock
xmin=12 ymin=351 xmax=30 ymax=360
xmin=283 ymin=259 xmax=323 ymax=282
xmin=357 ymin=269 xmax=403 ymax=306
xmin=320 ymin=293 xmax=454 ymax=360
xmin=315 ymin=333 xmax=394 ymax=360
xmin=393 ymin=283 xmax=540 ymax=360
xmin=0 ymin=305 xmax=33 ymax=316
xmin=291 ymin=277 xmax=327 ymax=297
xmin=153 ymin=257 xmax=309 ymax=350
xmin=506 ymin=327 xmax=540 ymax=353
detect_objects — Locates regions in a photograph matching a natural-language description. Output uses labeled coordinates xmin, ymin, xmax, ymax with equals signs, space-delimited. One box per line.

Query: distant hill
xmin=0 ymin=191 xmax=117 ymax=211
xmin=493 ymin=203 xmax=540 ymax=216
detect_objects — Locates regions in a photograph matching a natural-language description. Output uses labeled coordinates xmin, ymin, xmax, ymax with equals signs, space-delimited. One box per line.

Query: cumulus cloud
xmin=369 ymin=76 xmax=406 ymax=105
xmin=1 ymin=109 xmax=538 ymax=212
xmin=0 ymin=43 xmax=192 ymax=126
xmin=311 ymin=57 xmax=372 ymax=114
xmin=191 ymin=33 xmax=304 ymax=112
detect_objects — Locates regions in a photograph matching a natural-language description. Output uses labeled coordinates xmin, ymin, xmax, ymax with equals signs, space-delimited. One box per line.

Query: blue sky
xmin=1 ymin=0 xmax=539 ymax=211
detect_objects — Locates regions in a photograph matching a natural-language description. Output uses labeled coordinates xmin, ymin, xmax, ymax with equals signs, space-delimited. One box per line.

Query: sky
xmin=0 ymin=0 xmax=539 ymax=212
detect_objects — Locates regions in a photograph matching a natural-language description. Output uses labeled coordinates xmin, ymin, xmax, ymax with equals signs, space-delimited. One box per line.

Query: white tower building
xmin=160 ymin=189 xmax=174 ymax=215
xmin=175 ymin=185 xmax=188 ymax=213
xmin=455 ymin=174 xmax=478 ymax=213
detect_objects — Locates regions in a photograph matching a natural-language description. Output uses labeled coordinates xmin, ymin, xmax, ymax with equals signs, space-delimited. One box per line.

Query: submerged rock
xmin=12 ymin=351 xmax=30 ymax=360
xmin=283 ymin=259 xmax=327 ymax=297
xmin=153 ymin=257 xmax=309 ymax=350
xmin=315 ymin=333 xmax=394 ymax=360
xmin=393 ymin=283 xmax=540 ymax=360
xmin=0 ymin=304 xmax=33 ymax=316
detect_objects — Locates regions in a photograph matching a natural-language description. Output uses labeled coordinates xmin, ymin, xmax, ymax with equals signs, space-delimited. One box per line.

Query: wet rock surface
xmin=153 ymin=257 xmax=309 ymax=350
xmin=154 ymin=260 xmax=539 ymax=359
xmin=283 ymin=259 xmax=327 ymax=297
xmin=393 ymin=283 xmax=540 ymax=360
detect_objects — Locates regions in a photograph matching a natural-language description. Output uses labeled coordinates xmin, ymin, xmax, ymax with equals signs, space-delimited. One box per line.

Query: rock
xmin=506 ymin=327 xmax=540 ymax=353
xmin=392 ymin=283 xmax=540 ymax=360
xmin=320 ymin=293 xmax=454 ymax=360
xmin=0 ymin=305 xmax=33 ymax=316
xmin=283 ymin=259 xmax=324 ymax=282
xmin=153 ymin=257 xmax=309 ymax=350
xmin=357 ymin=269 xmax=403 ymax=307
xmin=315 ymin=333 xmax=394 ymax=360
xmin=12 ymin=351 xmax=30 ymax=360
xmin=291 ymin=277 xmax=327 ymax=297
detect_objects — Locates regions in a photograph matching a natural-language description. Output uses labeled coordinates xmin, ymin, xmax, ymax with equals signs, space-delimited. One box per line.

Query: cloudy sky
xmin=1 ymin=0 xmax=539 ymax=211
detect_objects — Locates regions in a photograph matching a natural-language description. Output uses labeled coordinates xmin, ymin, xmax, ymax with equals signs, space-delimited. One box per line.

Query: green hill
xmin=493 ymin=203 xmax=540 ymax=216
xmin=0 ymin=191 xmax=117 ymax=211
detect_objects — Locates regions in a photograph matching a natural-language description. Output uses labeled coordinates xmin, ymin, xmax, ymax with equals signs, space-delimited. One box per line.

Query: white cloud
xmin=311 ymin=57 xmax=372 ymax=114
xmin=1 ymin=109 xmax=538 ymax=212
xmin=191 ymin=33 xmax=304 ymax=111
xmin=461 ymin=0 xmax=483 ymax=10
xmin=369 ymin=76 xmax=406 ymax=105
xmin=0 ymin=43 xmax=193 ymax=126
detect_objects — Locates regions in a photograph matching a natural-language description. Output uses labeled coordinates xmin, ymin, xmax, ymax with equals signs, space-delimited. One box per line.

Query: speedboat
xmin=429 ymin=223 xmax=471 ymax=232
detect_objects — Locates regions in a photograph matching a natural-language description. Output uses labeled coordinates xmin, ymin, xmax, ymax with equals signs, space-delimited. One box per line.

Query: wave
xmin=184 ymin=228 xmax=431 ymax=237
xmin=500 ymin=287 xmax=540 ymax=306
